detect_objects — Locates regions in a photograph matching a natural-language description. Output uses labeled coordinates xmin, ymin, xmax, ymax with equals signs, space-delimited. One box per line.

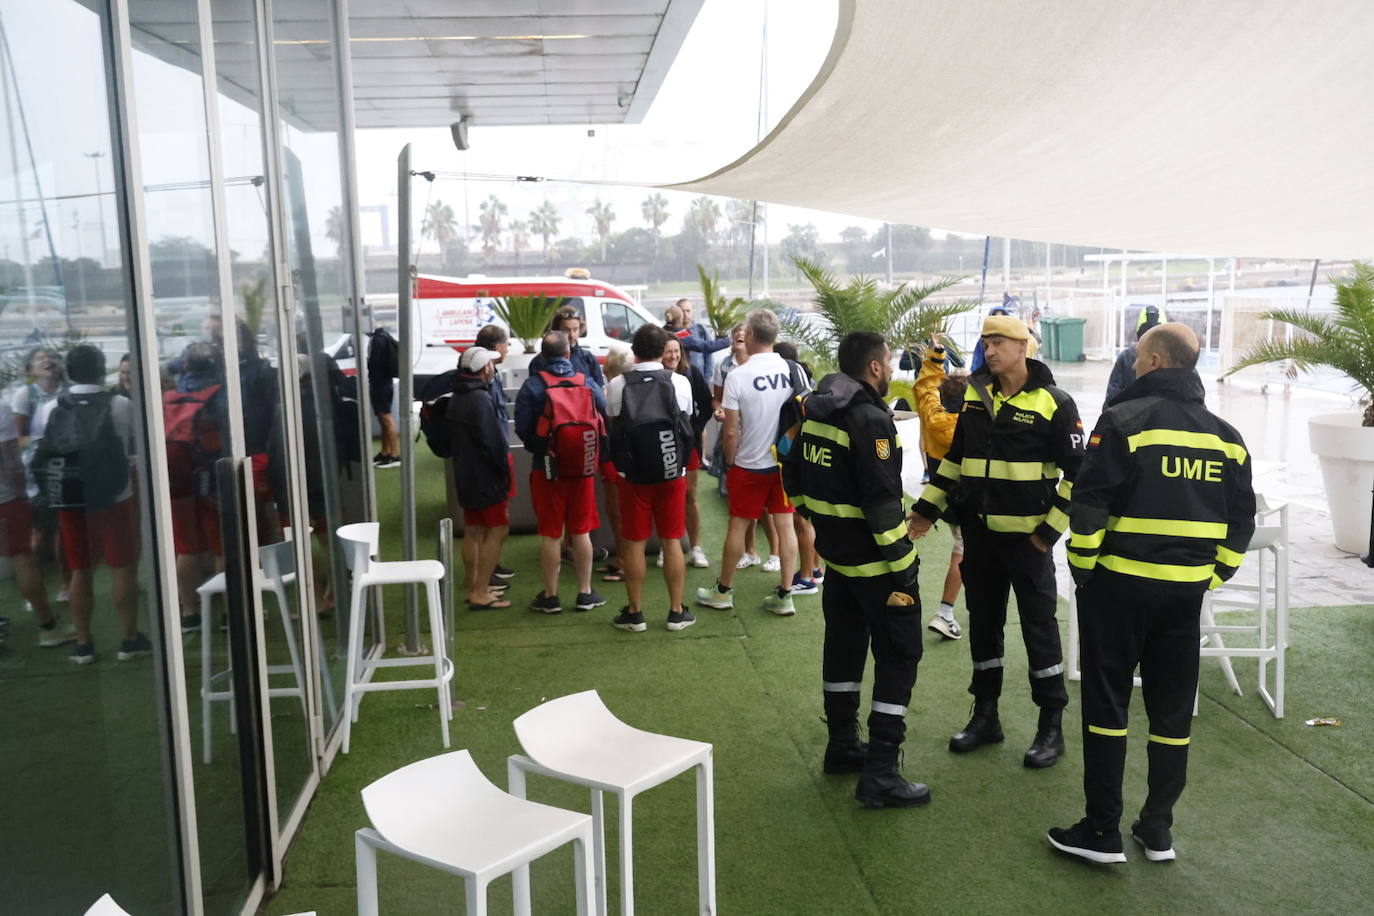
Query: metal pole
xmin=977 ymin=235 xmax=991 ymax=305
xmin=1101 ymin=253 xmax=1109 ymax=354
xmin=1205 ymin=257 xmax=1215 ymax=352
xmin=746 ymin=201 xmax=757 ymax=299
xmin=1119 ymin=251 xmax=1128 ymax=350
xmin=1002 ymin=236 xmax=1011 ymax=292
xmin=398 ymin=144 xmax=419 ymax=652
xmin=760 ymin=202 xmax=769 ymax=298
xmin=1045 ymin=241 xmax=1052 ymax=313
xmin=1161 ymin=254 xmax=1168 ymax=317
xmin=86 ymin=151 xmax=110 ymax=267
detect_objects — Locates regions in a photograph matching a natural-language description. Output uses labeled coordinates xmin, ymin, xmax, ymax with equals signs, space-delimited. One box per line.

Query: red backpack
xmin=163 ymin=385 xmax=225 ymax=499
xmin=534 ymin=371 xmax=603 ymax=480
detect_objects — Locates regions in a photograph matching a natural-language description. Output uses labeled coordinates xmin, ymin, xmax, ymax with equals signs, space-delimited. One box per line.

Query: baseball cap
xmin=460 ymin=346 xmax=496 ymax=373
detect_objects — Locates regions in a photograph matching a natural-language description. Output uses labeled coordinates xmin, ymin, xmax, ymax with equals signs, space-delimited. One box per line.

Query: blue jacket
xmin=529 ymin=345 xmax=604 ymax=388
xmin=513 ymin=356 xmax=608 ymax=455
xmin=487 ymin=374 xmax=510 ymax=429
xmin=667 ymin=323 xmax=729 ymax=377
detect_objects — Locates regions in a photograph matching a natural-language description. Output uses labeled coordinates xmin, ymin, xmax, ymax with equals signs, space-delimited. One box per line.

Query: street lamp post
xmin=84 ymin=151 xmax=109 ymax=268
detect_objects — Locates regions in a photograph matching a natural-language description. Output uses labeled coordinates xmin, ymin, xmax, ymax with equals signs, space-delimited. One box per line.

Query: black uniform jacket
xmin=915 ymin=358 xmax=1085 ymax=545
xmin=449 ymin=371 xmax=512 ymax=511
xmin=1067 ymin=367 xmax=1256 ymax=589
xmin=794 ymin=372 xmax=918 ymax=586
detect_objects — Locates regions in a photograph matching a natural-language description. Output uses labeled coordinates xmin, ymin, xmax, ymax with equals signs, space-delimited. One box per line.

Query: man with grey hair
xmin=697 ymin=308 xmax=804 ymax=616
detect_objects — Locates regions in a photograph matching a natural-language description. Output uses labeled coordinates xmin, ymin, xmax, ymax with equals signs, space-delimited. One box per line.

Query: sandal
xmin=468 ymin=597 xmax=511 ymax=611
xmin=601 ymin=566 xmax=626 ymax=583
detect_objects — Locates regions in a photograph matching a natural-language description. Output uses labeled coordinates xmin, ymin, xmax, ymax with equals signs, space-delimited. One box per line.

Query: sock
xmin=39 ymin=618 xmax=56 ymax=631
xmin=716 ymin=580 xmax=732 ymax=593
xmin=776 ymin=586 xmax=792 ymax=599
xmin=939 ymin=601 xmax=955 ymax=621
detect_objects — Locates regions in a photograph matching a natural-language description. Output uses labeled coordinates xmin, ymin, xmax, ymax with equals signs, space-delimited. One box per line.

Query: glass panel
xmin=0 ymin=0 xmax=179 ymax=911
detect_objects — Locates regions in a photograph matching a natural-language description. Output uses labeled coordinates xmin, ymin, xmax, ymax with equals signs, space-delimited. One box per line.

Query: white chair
xmin=84 ymin=895 xmax=132 ymax=916
xmin=508 ymin=690 xmax=715 ymax=916
xmin=355 ymin=750 xmax=593 ymax=916
xmin=337 ymin=522 xmax=453 ymax=754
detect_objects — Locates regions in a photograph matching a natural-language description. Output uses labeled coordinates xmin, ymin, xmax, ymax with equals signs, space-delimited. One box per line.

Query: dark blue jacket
xmin=513 ymin=356 xmax=607 ymax=455
xmin=529 ymin=345 xmax=604 ymax=388
xmin=488 ymin=374 xmax=509 ymax=428
xmin=449 ymin=372 xmax=511 ymax=510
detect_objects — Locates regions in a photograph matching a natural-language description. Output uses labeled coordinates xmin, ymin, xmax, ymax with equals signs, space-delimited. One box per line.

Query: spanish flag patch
xmin=1088 ymin=433 xmax=1102 ymax=449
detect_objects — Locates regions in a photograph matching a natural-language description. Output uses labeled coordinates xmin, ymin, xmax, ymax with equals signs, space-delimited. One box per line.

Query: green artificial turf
xmin=257 ymin=451 xmax=1374 ymax=915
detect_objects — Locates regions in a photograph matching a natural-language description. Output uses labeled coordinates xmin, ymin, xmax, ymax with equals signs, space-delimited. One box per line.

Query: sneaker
xmin=68 ymin=642 xmax=96 ymax=665
xmin=372 ymin=451 xmax=388 ymax=464
xmin=38 ymin=622 xmax=78 ymax=648
xmin=762 ymin=554 xmax=781 ymax=572
xmin=656 ymin=551 xmax=665 ymax=568
xmin=927 ymin=615 xmax=963 ymax=640
xmin=117 ymin=633 xmax=153 ymax=661
xmin=1130 ymin=820 xmax=1176 ymax=862
xmin=493 ymin=564 xmax=515 ymax=579
xmin=666 ymin=608 xmax=696 ymax=631
xmin=375 ymin=455 xmax=401 ymax=468
xmin=736 ymin=552 xmax=762 ymax=570
xmin=488 ymin=575 xmax=510 ymax=591
xmin=762 ymin=589 xmax=796 ymax=616
xmin=689 ymin=545 xmax=710 ymax=568
xmin=790 ymin=572 xmax=819 ymax=595
xmin=575 ymin=590 xmax=606 ymax=611
xmin=181 ymin=613 xmax=202 ymax=633
xmin=530 ymin=593 xmax=562 ymax=614
xmin=695 ymin=582 xmax=734 ymax=610
xmin=811 ymin=567 xmax=826 ymax=584
xmin=1046 ymin=819 xmax=1127 ymax=864
xmin=56 ymin=589 xmax=68 ymax=603
xmin=591 ymin=546 xmax=610 ymax=563
xmin=612 ymin=606 xmax=647 ymax=632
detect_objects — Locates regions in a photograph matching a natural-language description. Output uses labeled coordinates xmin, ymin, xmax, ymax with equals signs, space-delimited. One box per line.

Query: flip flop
xmin=601 ymin=567 xmax=626 ymax=582
xmin=468 ymin=598 xmax=511 ymax=611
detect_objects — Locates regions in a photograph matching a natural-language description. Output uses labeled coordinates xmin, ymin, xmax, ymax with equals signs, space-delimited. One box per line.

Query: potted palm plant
xmin=696 ymin=265 xmax=748 ymax=336
xmin=1225 ymin=261 xmax=1374 ymax=553
xmin=489 ymin=291 xmax=565 ymax=390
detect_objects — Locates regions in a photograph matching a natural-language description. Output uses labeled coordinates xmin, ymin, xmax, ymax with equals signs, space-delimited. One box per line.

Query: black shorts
xmin=369 ymin=379 xmax=394 ymax=417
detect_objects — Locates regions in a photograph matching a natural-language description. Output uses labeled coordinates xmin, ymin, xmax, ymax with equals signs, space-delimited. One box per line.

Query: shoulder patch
xmin=1088 ymin=433 xmax=1102 ymax=449
xmin=874 ymin=438 xmax=891 ymax=460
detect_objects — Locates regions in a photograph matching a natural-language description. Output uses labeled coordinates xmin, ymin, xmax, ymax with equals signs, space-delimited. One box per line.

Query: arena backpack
xmin=535 ymin=371 xmax=603 ymax=480
xmin=417 ymin=369 xmax=459 ymax=459
xmin=163 ymin=384 xmax=226 ymax=500
xmin=612 ymin=369 xmax=693 ymax=484
xmin=33 ymin=391 xmax=129 ymax=510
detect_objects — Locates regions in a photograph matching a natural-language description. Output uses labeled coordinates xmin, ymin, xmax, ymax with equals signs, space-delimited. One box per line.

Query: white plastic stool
xmin=355 ymin=750 xmax=593 ymax=916
xmin=337 ymin=522 xmax=453 ymax=754
xmin=508 ymin=690 xmax=715 ymax=916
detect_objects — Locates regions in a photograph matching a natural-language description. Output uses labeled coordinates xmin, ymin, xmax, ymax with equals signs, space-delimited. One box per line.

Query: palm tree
xmin=510 ymin=219 xmax=530 ymax=268
xmin=586 ymin=199 xmax=615 ymax=261
xmin=528 ymin=200 xmax=561 ymax=261
xmin=641 ymin=193 xmax=670 ymax=235
xmin=1226 ymin=261 xmax=1374 ymax=426
xmin=697 ymin=265 xmax=747 ymax=337
xmin=421 ymin=200 xmax=460 ymax=259
xmin=477 ymin=195 xmax=508 ymax=263
xmin=325 ymin=205 xmax=346 ymax=258
xmin=783 ymin=256 xmax=971 ymax=375
xmin=686 ymin=195 xmax=721 ymax=246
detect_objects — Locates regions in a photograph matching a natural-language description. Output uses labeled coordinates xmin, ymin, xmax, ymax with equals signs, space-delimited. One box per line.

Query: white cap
xmin=460 ymin=346 xmax=496 ymax=373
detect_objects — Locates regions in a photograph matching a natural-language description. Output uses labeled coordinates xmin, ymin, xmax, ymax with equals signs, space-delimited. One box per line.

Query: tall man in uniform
xmin=911 ymin=315 xmax=1085 ymax=768
xmin=796 ymin=331 xmax=929 ymax=808
xmin=1048 ymin=323 xmax=1254 ymax=864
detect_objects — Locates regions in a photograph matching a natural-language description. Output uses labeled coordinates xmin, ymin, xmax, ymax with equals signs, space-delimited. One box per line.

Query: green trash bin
xmin=1040 ymin=316 xmax=1062 ymax=361
xmin=1039 ymin=316 xmax=1085 ymax=362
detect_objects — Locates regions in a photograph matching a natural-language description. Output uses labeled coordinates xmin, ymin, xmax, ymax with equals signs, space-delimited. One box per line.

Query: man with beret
xmin=910 ymin=315 xmax=1086 ymax=768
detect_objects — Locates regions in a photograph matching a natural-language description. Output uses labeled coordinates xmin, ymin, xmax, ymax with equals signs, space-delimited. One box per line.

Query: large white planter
xmin=1308 ymin=412 xmax=1374 ymax=554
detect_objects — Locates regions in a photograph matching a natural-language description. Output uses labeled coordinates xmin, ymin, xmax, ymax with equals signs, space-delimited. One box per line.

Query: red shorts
xmin=599 ymin=460 xmax=618 ymax=486
xmin=727 ymin=465 xmax=793 ymax=519
xmin=171 ymin=497 xmax=223 ymax=556
xmin=686 ymin=448 xmax=702 ymax=472
xmin=507 ymin=454 xmax=518 ymax=500
xmin=618 ymin=476 xmax=687 ymax=542
xmin=463 ymin=501 xmax=509 ymax=528
xmin=59 ymin=500 xmax=139 ymax=570
xmin=250 ymin=452 xmax=273 ymax=500
xmin=0 ymin=498 xmax=33 ymax=557
xmin=529 ymin=472 xmax=600 ymax=538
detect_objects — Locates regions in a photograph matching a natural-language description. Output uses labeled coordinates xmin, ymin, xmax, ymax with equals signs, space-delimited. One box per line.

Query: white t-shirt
xmin=0 ymin=400 xmax=19 ymax=505
xmin=722 ymin=351 xmax=798 ymax=471
xmin=606 ymin=361 xmax=693 ymax=418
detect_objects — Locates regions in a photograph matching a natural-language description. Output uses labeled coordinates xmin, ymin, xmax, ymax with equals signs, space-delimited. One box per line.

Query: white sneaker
xmin=689 ymin=545 xmax=710 ymax=568
xmin=656 ymin=551 xmax=665 ymax=568
xmin=927 ymin=615 xmax=963 ymax=640
xmin=762 ymin=554 xmax=781 ymax=573
xmin=736 ymin=552 xmax=762 ymax=570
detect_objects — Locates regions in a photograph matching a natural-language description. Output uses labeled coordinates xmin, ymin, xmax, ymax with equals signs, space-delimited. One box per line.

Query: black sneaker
xmin=666 ymin=608 xmax=696 ymax=631
xmin=1047 ymin=819 xmax=1127 ymax=864
xmin=117 ymin=633 xmax=153 ymax=661
xmin=181 ymin=613 xmax=202 ymax=633
xmin=591 ymin=546 xmax=610 ymax=563
xmin=530 ymin=593 xmax=562 ymax=614
xmin=68 ymin=642 xmax=96 ymax=665
xmin=1130 ymin=820 xmax=1176 ymax=862
xmin=575 ymin=590 xmax=606 ymax=611
xmin=612 ymin=607 xmax=647 ymax=632
xmin=488 ymin=575 xmax=510 ymax=591
xmin=373 ymin=451 xmax=388 ymax=464
xmin=493 ymin=564 xmax=515 ymax=579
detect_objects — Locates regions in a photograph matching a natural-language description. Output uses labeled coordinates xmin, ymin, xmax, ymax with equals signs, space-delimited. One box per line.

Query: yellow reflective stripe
xmin=1088 ymin=725 xmax=1127 ymax=737
xmin=1149 ymin=734 xmax=1191 ymax=746
xmin=960 ymin=457 xmax=988 ymax=477
xmin=1056 ymin=477 xmax=1073 ymax=499
xmin=802 ymin=420 xmax=851 ymax=448
xmin=984 ymin=514 xmax=1042 ymax=534
xmin=1067 ymin=552 xmax=1097 ymax=569
xmin=1070 ymin=528 xmax=1107 ymax=550
xmin=1044 ymin=506 xmax=1070 ymax=533
xmin=1209 ymin=573 xmax=1224 ymax=590
xmin=920 ymin=484 xmax=948 ymax=511
xmin=961 ymin=458 xmax=1054 ymax=481
xmin=963 ymin=385 xmax=1058 ymax=420
xmin=793 ymin=495 xmax=865 ymax=519
xmin=1216 ymin=544 xmax=1245 ymax=567
xmin=826 ymin=544 xmax=918 ymax=579
xmin=1097 ymin=554 xmax=1214 ymax=583
xmin=936 ymin=458 xmax=962 ymax=480
xmin=1108 ymin=517 xmax=1230 ymax=539
xmin=873 ymin=521 xmax=908 ymax=546
xmin=1126 ymin=429 xmax=1249 ymax=464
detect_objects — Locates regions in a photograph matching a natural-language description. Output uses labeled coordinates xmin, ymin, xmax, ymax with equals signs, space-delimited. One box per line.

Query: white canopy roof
xmin=675 ymin=0 xmax=1374 ymax=259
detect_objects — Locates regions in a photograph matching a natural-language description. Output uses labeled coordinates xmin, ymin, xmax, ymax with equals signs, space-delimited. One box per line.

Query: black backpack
xmin=774 ymin=360 xmax=810 ymax=499
xmin=367 ymin=327 xmax=399 ymax=380
xmin=612 ymin=369 xmax=693 ymax=484
xmin=328 ymin=364 xmax=363 ymax=467
xmin=417 ymin=370 xmax=459 ymax=459
xmin=33 ymin=391 xmax=129 ymax=510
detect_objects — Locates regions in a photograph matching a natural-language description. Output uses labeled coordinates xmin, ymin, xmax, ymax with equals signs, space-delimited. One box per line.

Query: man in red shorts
xmin=607 ymin=324 xmax=696 ymax=632
xmin=697 ymin=308 xmax=805 ymax=616
xmin=447 ymin=346 xmax=513 ymax=610
xmin=514 ymin=332 xmax=608 ymax=615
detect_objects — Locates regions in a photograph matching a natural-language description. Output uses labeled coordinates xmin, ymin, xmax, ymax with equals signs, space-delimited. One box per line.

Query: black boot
xmin=823 ymin=727 xmax=867 ymax=774
xmin=855 ymin=739 xmax=931 ymax=808
xmin=1024 ymin=707 xmax=1065 ymax=769
xmin=949 ymin=699 xmax=1004 ymax=753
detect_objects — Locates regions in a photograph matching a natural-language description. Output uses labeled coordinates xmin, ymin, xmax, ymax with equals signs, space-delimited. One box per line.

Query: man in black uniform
xmin=794 ymin=331 xmax=929 ymax=808
xmin=1048 ymin=323 xmax=1254 ymax=864
xmin=911 ymin=315 xmax=1085 ymax=768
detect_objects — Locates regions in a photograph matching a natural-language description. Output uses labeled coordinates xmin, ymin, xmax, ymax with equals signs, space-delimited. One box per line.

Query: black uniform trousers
xmin=1078 ymin=568 xmax=1202 ymax=834
xmin=821 ymin=569 xmax=924 ymax=745
xmin=958 ymin=522 xmax=1068 ymax=709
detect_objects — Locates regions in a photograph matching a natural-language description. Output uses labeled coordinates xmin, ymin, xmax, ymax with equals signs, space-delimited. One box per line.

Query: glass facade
xmin=0 ymin=0 xmax=369 ymax=911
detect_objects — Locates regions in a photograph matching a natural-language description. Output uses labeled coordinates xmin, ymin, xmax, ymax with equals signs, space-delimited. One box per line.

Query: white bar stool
xmin=337 ymin=522 xmax=453 ymax=753
xmin=84 ymin=895 xmax=132 ymax=916
xmin=508 ymin=690 xmax=715 ymax=916
xmin=355 ymin=750 xmax=593 ymax=916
